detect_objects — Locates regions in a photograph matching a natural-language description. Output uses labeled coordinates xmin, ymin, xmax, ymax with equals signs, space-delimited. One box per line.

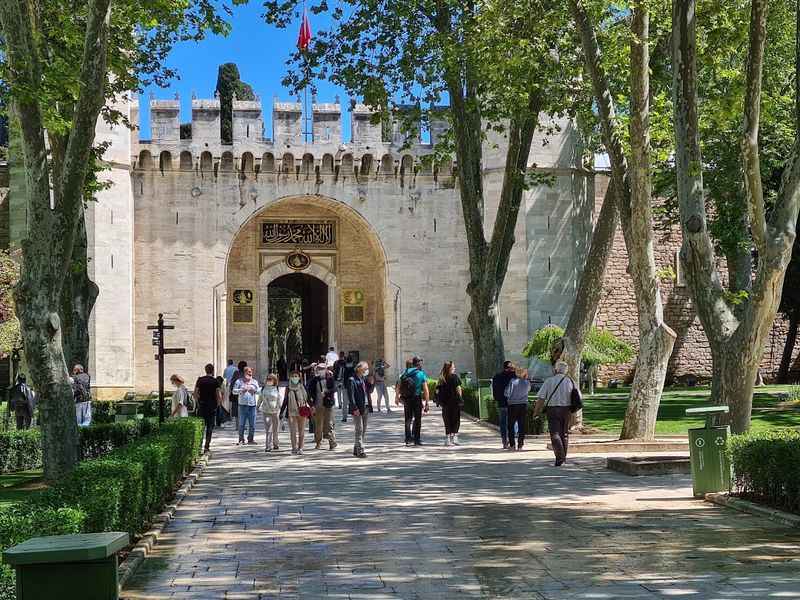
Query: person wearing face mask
xmin=257 ymin=373 xmax=281 ymax=452
xmin=311 ymin=365 xmax=337 ymax=450
xmin=280 ymin=370 xmax=311 ymax=455
xmin=232 ymin=366 xmax=260 ymax=445
xmin=347 ymin=361 xmax=374 ymax=458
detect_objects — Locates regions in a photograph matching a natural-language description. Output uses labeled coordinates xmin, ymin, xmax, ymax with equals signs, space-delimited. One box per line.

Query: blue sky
xmin=138 ymin=3 xmax=352 ymax=140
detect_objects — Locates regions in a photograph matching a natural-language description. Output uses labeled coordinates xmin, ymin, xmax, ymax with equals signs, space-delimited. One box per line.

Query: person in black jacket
xmin=491 ymin=361 xmax=516 ymax=449
xmin=348 ymin=361 xmax=373 ymax=458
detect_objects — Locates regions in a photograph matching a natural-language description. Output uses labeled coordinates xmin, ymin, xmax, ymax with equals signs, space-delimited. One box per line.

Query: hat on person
xmin=170 ymin=374 xmax=185 ymax=385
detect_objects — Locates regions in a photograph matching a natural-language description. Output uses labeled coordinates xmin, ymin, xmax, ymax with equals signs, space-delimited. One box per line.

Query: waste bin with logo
xmin=685 ymin=405 xmax=732 ymax=498
xmin=2 ymin=532 xmax=129 ymax=600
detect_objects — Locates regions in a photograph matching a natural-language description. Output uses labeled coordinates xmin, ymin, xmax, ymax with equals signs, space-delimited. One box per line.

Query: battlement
xmin=139 ymin=95 xmax=447 ymax=149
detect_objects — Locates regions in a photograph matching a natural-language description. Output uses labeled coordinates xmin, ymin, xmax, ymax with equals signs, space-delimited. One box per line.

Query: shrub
xmin=0 ymin=417 xmax=163 ymax=473
xmin=0 ymin=430 xmax=42 ymax=474
xmin=78 ymin=418 xmax=159 ymax=460
xmin=0 ymin=505 xmax=85 ymax=600
xmin=728 ymin=430 xmax=800 ymax=514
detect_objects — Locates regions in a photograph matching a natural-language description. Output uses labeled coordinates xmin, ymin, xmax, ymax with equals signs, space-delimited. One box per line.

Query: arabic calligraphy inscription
xmin=261 ymin=221 xmax=336 ymax=248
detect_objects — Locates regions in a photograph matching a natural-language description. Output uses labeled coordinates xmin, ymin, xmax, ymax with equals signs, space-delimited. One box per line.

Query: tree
xmin=215 ymin=63 xmax=256 ymax=144
xmin=268 ymin=293 xmax=303 ymax=366
xmin=569 ymin=0 xmax=677 ymax=440
xmin=0 ymin=0 xmax=233 ymax=479
xmin=673 ymin=0 xmax=800 ymax=432
xmin=523 ymin=324 xmax=634 ymax=395
xmin=262 ymin=0 xmax=579 ymax=378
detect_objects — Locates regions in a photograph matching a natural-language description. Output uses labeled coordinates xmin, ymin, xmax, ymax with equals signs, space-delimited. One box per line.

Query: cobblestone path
xmin=122 ymin=408 xmax=800 ymax=599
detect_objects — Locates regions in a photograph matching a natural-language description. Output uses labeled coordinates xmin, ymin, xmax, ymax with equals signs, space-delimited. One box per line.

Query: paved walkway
xmin=123 ymin=407 xmax=800 ymax=599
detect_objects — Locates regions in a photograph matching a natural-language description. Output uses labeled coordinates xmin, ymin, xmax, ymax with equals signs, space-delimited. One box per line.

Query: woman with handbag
xmin=280 ymin=370 xmax=311 ymax=455
xmin=437 ymin=361 xmax=463 ymax=446
xmin=533 ymin=360 xmax=580 ymax=466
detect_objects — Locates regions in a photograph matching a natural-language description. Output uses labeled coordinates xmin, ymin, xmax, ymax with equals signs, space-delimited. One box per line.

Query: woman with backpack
xmin=437 ymin=361 xmax=463 ymax=446
xmin=170 ymin=374 xmax=192 ymax=418
xmin=280 ymin=370 xmax=311 ymax=455
xmin=505 ymin=368 xmax=531 ymax=451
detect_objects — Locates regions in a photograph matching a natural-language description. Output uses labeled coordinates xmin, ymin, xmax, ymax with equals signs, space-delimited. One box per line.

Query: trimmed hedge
xmin=0 ymin=418 xmax=204 ymax=600
xmin=0 ymin=418 xmax=165 ymax=473
xmin=728 ymin=430 xmax=800 ymax=514
xmin=0 ymin=430 xmax=42 ymax=474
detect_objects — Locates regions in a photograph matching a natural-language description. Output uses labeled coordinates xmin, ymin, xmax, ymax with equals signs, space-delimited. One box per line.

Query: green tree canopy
xmin=522 ymin=325 xmax=634 ymax=368
xmin=215 ymin=62 xmax=256 ymax=144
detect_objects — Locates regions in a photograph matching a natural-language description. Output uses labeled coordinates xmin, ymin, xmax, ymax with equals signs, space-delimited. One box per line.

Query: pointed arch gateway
xmin=220 ymin=195 xmax=392 ymax=378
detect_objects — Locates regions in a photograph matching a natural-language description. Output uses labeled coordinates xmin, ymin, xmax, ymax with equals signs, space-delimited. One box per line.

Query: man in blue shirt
xmin=397 ymin=356 xmax=430 ymax=446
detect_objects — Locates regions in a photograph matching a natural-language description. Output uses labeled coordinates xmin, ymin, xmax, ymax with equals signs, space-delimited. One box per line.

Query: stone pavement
xmin=122 ymin=407 xmax=800 ymax=600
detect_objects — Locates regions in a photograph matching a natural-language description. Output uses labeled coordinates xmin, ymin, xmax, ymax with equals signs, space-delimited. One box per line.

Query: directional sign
xmin=147 ymin=325 xmax=174 ymax=330
xmin=163 ymin=348 xmax=186 ymax=355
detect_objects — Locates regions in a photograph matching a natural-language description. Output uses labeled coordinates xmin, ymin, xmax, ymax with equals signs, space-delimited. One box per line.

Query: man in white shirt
xmin=325 ymin=347 xmax=339 ymax=368
xmin=533 ymin=361 xmax=579 ymax=467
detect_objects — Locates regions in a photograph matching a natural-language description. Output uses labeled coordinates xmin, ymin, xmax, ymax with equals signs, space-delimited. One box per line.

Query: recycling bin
xmin=3 ymin=532 xmax=129 ymax=600
xmin=685 ymin=406 xmax=732 ymax=498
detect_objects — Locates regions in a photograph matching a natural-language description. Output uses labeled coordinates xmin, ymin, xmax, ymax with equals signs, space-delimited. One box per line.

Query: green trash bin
xmin=3 ymin=532 xmax=129 ymax=600
xmin=685 ymin=406 xmax=732 ymax=498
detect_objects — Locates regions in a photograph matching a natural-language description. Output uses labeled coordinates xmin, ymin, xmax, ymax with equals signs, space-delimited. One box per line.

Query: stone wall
xmin=594 ymin=174 xmax=800 ymax=384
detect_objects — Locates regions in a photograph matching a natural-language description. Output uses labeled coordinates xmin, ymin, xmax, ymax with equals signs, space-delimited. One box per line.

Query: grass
xmin=583 ymin=384 xmax=800 ymax=434
xmin=0 ymin=470 xmax=45 ymax=509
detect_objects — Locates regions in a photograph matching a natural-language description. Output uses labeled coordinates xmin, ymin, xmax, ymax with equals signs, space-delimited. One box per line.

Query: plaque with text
xmin=260 ymin=220 xmax=337 ymax=249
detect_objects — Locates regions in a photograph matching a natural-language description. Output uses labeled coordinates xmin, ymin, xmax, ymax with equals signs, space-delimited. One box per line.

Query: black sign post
xmin=147 ymin=314 xmax=183 ymax=423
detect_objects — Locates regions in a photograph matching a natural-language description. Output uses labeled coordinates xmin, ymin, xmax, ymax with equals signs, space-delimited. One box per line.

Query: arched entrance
xmin=222 ymin=195 xmax=390 ymax=378
xmin=267 ymin=273 xmax=329 ymax=369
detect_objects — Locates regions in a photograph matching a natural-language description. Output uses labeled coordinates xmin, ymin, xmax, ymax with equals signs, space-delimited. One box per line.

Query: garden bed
xmin=0 ymin=418 xmax=204 ymax=599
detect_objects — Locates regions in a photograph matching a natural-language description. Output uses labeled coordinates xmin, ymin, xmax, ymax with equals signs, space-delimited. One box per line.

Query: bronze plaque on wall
xmin=231 ymin=289 xmax=255 ymax=324
xmin=260 ymin=220 xmax=337 ymax=249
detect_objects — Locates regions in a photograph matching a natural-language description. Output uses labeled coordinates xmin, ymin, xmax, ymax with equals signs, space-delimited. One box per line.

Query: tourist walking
xmin=280 ymin=371 xmax=311 ymax=455
xmin=348 ymin=361 xmax=373 ymax=458
xmin=233 ymin=366 xmax=260 ymax=445
xmin=9 ymin=374 xmax=35 ymax=430
xmin=72 ymin=364 xmax=93 ymax=427
xmin=533 ymin=361 xmax=578 ymax=466
xmin=373 ymin=358 xmax=391 ymax=413
xmin=491 ymin=361 xmax=516 ymax=449
xmin=170 ymin=374 xmax=191 ymax=418
xmin=223 ymin=359 xmax=237 ymax=385
xmin=505 ymin=368 xmax=531 ymax=451
xmin=333 ymin=351 xmax=347 ymax=410
xmin=398 ymin=357 xmax=429 ymax=446
xmin=325 ymin=346 xmax=338 ymax=368
xmin=257 ymin=373 xmax=281 ymax=452
xmin=194 ymin=364 xmax=222 ymax=452
xmin=229 ymin=360 xmax=247 ymax=430
xmin=341 ymin=354 xmax=356 ymax=422
xmin=437 ymin=362 xmax=463 ymax=446
xmin=311 ymin=365 xmax=337 ymax=450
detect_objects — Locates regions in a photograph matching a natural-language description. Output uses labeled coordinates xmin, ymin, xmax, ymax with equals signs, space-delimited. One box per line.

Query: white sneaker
xmin=297 ymin=448 xmax=304 ymax=456
xmin=444 ymin=435 xmax=451 ymax=446
xmin=452 ymin=434 xmax=460 ymax=446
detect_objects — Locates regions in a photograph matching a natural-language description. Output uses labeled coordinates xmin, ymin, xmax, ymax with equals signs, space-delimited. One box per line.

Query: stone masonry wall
xmin=594 ymin=174 xmax=800 ymax=384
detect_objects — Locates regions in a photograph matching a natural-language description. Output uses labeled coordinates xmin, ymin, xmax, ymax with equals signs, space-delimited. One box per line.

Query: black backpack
xmin=73 ymin=377 xmax=91 ymax=404
xmin=398 ymin=369 xmax=418 ymax=399
xmin=375 ymin=362 xmax=385 ymax=378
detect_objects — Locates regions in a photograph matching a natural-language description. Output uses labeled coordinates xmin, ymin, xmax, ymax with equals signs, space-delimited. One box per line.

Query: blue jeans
xmin=238 ymin=404 xmax=256 ymax=442
xmin=498 ymin=406 xmax=508 ymax=446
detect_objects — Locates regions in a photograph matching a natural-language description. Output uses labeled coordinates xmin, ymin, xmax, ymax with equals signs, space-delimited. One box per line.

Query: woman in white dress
xmin=170 ymin=374 xmax=190 ymax=418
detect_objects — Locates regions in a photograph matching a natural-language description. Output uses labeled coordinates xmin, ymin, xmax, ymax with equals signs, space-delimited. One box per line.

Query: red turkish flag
xmin=297 ymin=10 xmax=312 ymax=50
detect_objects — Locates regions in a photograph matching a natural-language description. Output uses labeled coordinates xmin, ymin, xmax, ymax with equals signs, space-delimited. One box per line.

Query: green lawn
xmin=583 ymin=384 xmax=800 ymax=434
xmin=0 ymin=470 xmax=45 ymax=509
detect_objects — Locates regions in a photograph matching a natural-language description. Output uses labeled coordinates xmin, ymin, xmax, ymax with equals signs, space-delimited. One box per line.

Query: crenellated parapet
xmin=133 ymin=95 xmax=456 ymax=181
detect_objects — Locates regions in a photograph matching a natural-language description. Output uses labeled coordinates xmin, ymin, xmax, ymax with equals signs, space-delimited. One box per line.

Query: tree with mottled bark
xmin=262 ymin=0 xmax=579 ymax=378
xmin=0 ymin=0 xmax=235 ymax=479
xmin=673 ymin=0 xmax=800 ymax=432
xmin=569 ymin=0 xmax=676 ymax=440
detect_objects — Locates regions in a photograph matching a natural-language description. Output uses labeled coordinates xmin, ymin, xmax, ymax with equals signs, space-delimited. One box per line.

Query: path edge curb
xmin=705 ymin=492 xmax=800 ymax=528
xmin=118 ymin=451 xmax=211 ymax=589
